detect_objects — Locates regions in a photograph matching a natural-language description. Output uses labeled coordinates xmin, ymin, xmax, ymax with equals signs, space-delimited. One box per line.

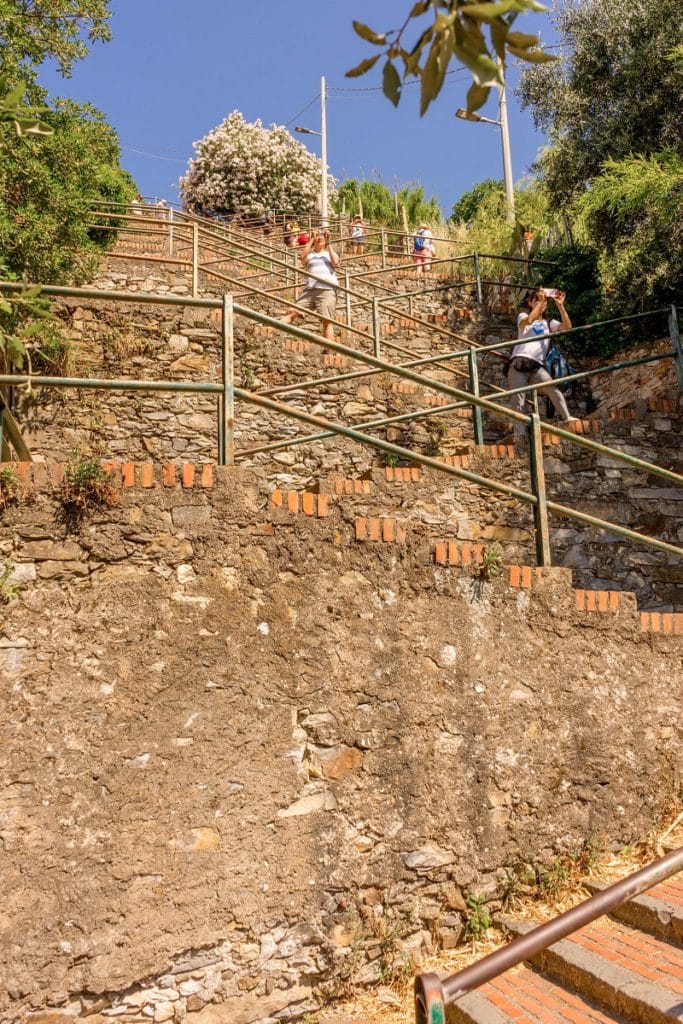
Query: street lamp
xmin=294 ymin=75 xmax=328 ymax=226
xmin=455 ymin=75 xmax=515 ymax=224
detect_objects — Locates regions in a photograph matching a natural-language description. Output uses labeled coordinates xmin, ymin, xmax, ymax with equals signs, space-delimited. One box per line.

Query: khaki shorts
xmin=295 ymin=287 xmax=336 ymax=320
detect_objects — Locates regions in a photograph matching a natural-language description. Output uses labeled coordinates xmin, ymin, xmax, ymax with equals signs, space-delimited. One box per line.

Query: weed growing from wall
xmin=464 ymin=893 xmax=491 ymax=941
xmin=60 ymin=450 xmax=117 ymax=517
xmin=0 ymin=466 xmax=19 ymax=510
xmin=0 ymin=562 xmax=21 ymax=604
xmin=479 ymin=543 xmax=504 ymax=581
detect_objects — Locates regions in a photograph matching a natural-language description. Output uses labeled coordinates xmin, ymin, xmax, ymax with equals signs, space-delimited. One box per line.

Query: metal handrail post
xmin=372 ymin=298 xmax=381 ymax=358
xmin=473 ymin=252 xmax=483 ymax=306
xmin=669 ymin=303 xmax=683 ymax=393
xmin=219 ymin=293 xmax=235 ymax=466
xmin=380 ymin=227 xmax=387 ymax=269
xmin=415 ymin=973 xmax=447 ymax=1024
xmin=529 ymin=412 xmax=551 ymax=566
xmin=192 ymin=223 xmax=199 ymax=298
xmin=168 ymin=209 xmax=174 ymax=257
xmin=468 ymin=349 xmax=484 ymax=446
xmin=345 ymin=271 xmax=352 ymax=327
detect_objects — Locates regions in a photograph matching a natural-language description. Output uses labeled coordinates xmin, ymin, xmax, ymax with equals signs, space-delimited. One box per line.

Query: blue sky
xmin=39 ymin=1 xmax=556 ymax=217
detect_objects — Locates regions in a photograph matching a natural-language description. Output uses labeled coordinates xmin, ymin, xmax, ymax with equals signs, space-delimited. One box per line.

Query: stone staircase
xmin=10 ymin=220 xmax=683 ymax=614
xmin=449 ymin=875 xmax=683 ymax=1023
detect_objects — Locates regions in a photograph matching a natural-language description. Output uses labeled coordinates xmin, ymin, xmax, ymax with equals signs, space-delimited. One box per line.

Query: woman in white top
xmin=507 ymin=287 xmax=579 ymax=431
xmin=349 ymin=215 xmax=365 ymax=256
xmin=281 ymin=230 xmax=340 ymax=343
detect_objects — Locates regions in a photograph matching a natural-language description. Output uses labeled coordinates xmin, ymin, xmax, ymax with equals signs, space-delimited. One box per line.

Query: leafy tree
xmin=347 ymin=1 xmax=554 ymax=115
xmin=0 ymin=100 xmax=136 ymax=283
xmin=0 ymin=0 xmax=111 ymax=83
xmin=334 ymin=178 xmax=442 ymax=229
xmin=518 ymin=0 xmax=683 ymax=204
xmin=180 ymin=111 xmax=328 ymax=218
xmin=453 ymin=178 xmax=554 ymax=262
xmin=528 ymin=243 xmax=608 ymax=358
xmin=574 ymin=150 xmax=683 ymax=319
xmin=450 ymin=178 xmax=503 ymax=223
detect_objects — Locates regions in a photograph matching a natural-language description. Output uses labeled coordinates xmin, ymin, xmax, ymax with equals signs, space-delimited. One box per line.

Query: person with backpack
xmin=348 ymin=214 xmax=366 ymax=256
xmin=412 ymin=223 xmax=434 ymax=274
xmin=507 ymin=287 xmax=580 ymax=439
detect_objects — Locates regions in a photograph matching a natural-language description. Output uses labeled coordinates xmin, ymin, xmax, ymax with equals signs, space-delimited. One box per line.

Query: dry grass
xmin=315 ymin=807 xmax=683 ymax=1024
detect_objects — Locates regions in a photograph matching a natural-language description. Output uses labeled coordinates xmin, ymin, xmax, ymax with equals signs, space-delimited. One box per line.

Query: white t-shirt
xmin=304 ymin=249 xmax=338 ymax=290
xmin=511 ymin=313 xmax=561 ymax=365
xmin=351 ymin=223 xmax=364 ymax=240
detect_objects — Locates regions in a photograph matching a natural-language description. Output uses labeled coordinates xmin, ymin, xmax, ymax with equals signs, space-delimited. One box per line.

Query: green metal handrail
xmin=0 ymin=279 xmax=681 ymax=572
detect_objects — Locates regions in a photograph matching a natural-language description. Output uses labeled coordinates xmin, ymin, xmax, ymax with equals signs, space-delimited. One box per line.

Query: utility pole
xmin=497 ymin=60 xmax=515 ymax=225
xmin=320 ymin=75 xmax=328 ymax=227
xmin=455 ymin=66 xmax=516 ymax=225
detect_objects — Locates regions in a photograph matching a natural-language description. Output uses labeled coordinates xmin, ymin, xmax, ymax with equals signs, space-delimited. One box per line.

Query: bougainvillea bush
xmin=179 ymin=111 xmax=332 ymax=217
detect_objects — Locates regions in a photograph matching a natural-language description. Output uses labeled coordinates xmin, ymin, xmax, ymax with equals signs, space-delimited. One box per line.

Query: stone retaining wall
xmin=0 ymin=467 xmax=681 ymax=1023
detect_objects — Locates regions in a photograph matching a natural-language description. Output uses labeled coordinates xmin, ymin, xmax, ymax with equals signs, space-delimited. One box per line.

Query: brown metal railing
xmin=415 ymin=845 xmax=683 ymax=1023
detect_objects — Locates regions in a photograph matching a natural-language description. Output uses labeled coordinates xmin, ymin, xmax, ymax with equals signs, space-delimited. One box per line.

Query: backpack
xmin=544 ymin=345 xmax=575 ymax=395
xmin=413 ymin=230 xmax=425 ymax=252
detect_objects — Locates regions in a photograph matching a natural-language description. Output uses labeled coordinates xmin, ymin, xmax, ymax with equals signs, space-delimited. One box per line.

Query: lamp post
xmin=455 ymin=76 xmax=515 ymax=224
xmin=294 ymin=75 xmax=328 ymax=226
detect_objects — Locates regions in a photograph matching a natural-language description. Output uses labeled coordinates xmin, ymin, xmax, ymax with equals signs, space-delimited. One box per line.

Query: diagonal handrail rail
xmin=415 ymin=845 xmax=683 ymax=1024
xmin=96 ymin=206 xmax=678 ymax=417
xmin=0 ymin=279 xmax=681 ymax=568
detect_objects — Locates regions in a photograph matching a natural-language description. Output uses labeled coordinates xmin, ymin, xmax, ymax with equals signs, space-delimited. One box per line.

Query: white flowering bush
xmin=180 ymin=110 xmax=332 ymax=216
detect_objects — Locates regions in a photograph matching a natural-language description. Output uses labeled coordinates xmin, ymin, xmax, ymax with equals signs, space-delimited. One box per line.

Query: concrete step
xmin=584 ymin=875 xmax=683 ymax=945
xmin=502 ymin=916 xmax=683 ymax=1024
xmin=446 ymin=961 xmax=627 ymax=1023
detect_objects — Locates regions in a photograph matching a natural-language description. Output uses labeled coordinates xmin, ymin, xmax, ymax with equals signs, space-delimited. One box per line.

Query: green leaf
xmin=518 ymin=0 xmax=549 ymax=11
xmin=21 ymin=285 xmax=43 ymax=299
xmin=0 ymin=301 xmax=12 ymax=314
xmin=2 ymin=81 xmax=27 ymax=109
xmin=453 ymin=46 xmax=502 ymax=86
xmin=491 ymin=18 xmax=509 ymax=60
xmin=382 ymin=60 xmax=402 ymax=107
xmin=508 ymin=45 xmax=556 ymax=62
xmin=506 ymin=30 xmax=541 ymax=48
xmin=22 ymin=322 xmax=45 ymax=337
xmin=420 ymin=35 xmax=447 ymax=115
xmin=461 ymin=0 xmax=517 ymax=21
xmin=352 ymin=21 xmax=386 ymax=45
xmin=466 ymin=81 xmax=492 ymax=112
xmin=346 ymin=54 xmax=382 ymax=78
xmin=14 ymin=118 xmax=53 ymax=137
xmin=409 ymin=24 xmax=434 ymax=56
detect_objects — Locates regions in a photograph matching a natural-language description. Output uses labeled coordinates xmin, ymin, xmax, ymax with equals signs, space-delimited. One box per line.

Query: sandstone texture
xmin=0 ymin=471 xmax=680 ymax=1022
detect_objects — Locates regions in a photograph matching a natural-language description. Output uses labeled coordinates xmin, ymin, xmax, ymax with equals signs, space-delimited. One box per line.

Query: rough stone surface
xmin=0 ymin=472 xmax=680 ymax=1023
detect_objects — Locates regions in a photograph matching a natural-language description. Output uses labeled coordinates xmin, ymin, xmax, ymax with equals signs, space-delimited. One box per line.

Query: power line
xmin=284 ymin=94 xmax=320 ymax=128
xmin=329 ymin=74 xmax=472 ymax=99
xmin=119 ymin=145 xmax=184 ymax=162
xmin=329 ymin=64 xmax=468 ymax=93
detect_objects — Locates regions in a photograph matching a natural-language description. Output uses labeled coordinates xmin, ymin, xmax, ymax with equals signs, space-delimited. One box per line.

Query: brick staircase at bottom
xmin=448 ymin=874 xmax=683 ymax=1023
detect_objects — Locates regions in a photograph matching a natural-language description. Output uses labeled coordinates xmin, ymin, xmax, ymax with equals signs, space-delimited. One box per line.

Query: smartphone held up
xmin=542 ymin=287 xmax=560 ymax=298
